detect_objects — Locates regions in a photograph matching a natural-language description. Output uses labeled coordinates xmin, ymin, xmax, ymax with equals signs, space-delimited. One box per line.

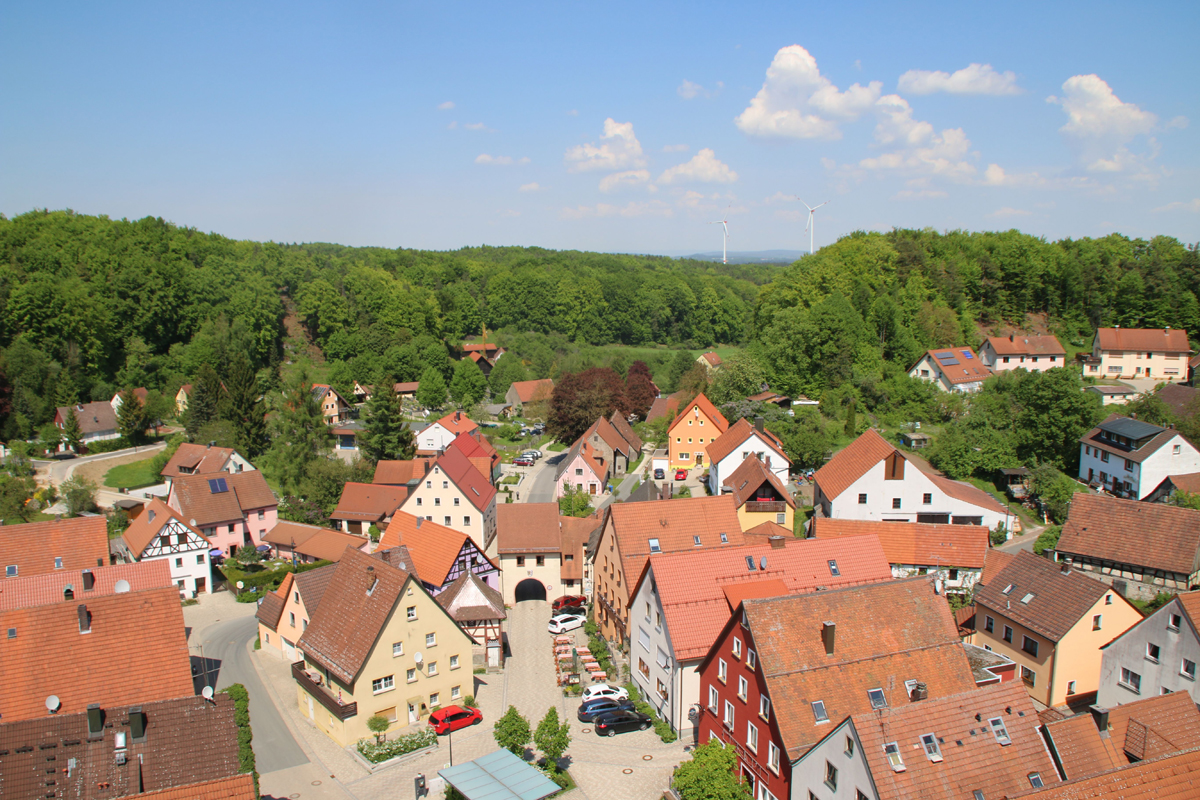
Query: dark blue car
xmin=577 ymin=697 xmax=636 ymax=723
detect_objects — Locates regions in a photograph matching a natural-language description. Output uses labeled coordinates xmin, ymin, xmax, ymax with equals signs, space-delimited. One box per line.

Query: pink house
xmin=167 ymin=471 xmax=279 ymax=557
xmin=553 ymin=438 xmax=610 ymax=498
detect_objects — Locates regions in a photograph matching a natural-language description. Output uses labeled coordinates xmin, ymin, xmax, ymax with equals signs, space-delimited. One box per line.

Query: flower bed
xmin=356 ymin=728 xmax=437 ymax=764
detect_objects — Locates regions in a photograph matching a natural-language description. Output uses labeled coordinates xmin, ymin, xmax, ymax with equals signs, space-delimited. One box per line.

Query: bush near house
xmin=356 ymin=727 xmax=437 ymax=763
xmin=623 ymin=682 xmax=678 ymax=743
xmin=222 ymin=684 xmax=259 ymax=796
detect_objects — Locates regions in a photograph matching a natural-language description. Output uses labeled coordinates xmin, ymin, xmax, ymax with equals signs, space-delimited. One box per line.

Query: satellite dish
xmin=46 ymin=695 xmax=60 ymax=712
xmin=414 ymin=652 xmax=423 ymax=664
xmin=190 ymin=519 xmax=197 ymax=527
xmin=114 ymin=579 xmax=131 ymax=594
xmin=202 ymin=686 xmax=214 ymax=700
xmin=236 ymin=581 xmax=244 ymax=589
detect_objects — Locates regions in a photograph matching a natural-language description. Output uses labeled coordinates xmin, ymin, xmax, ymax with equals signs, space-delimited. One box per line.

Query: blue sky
xmin=2 ymin=1 xmax=1197 ymax=254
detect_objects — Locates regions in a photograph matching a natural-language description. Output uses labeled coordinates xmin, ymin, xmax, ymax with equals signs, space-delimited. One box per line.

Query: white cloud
xmin=989 ymin=207 xmax=1032 ymax=218
xmin=564 ymin=118 xmax=646 ymax=172
xmin=475 ymin=154 xmax=530 ymax=166
xmin=560 ymin=201 xmax=673 ymax=219
xmin=893 ymin=189 xmax=948 ymax=199
xmin=438 ymin=101 xmax=455 ymax=110
xmin=662 ymin=144 xmax=690 ymax=153
xmin=447 ymin=121 xmax=458 ymax=130
xmin=657 ymin=149 xmax=738 ymax=185
xmin=678 ymin=79 xmax=723 ymax=99
xmin=859 ymin=95 xmax=976 ymax=180
xmin=982 ymin=163 xmax=1045 ymax=187
xmin=898 ymin=63 xmax=1020 ymax=95
xmin=1153 ymin=199 xmax=1200 ymax=213
xmin=518 ymin=182 xmax=543 ymax=192
xmin=736 ymin=45 xmax=882 ymax=139
xmin=1048 ymin=74 xmax=1167 ymax=174
xmin=820 ymin=157 xmax=836 ymax=170
xmin=464 ymin=122 xmax=492 ymax=131
xmin=599 ymin=170 xmax=651 ymax=193
xmin=763 ymin=191 xmax=796 ymax=204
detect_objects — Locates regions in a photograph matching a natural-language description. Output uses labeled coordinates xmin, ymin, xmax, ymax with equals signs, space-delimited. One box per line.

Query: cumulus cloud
xmin=438 ymin=101 xmax=455 ymax=110
xmin=599 ymin=170 xmax=651 ymax=193
xmin=859 ymin=95 xmax=976 ymax=180
xmin=560 ymin=201 xmax=673 ymax=219
xmin=1048 ymin=75 xmax=1168 ymax=173
xmin=564 ymin=119 xmax=646 ymax=172
xmin=989 ymin=207 xmax=1032 ymax=218
xmin=657 ymin=149 xmax=738 ymax=185
xmin=982 ymin=163 xmax=1045 ymax=187
xmin=1153 ymin=198 xmax=1200 ymax=213
xmin=898 ymin=63 xmax=1020 ymax=95
xmin=678 ymin=79 xmax=724 ymax=99
xmin=735 ymin=45 xmax=882 ymax=139
xmin=475 ymin=154 xmax=530 ymax=166
xmin=518 ymin=182 xmax=543 ymax=192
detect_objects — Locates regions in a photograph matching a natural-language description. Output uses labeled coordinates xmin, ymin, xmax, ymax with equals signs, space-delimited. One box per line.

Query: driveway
xmin=522 ymin=448 xmax=566 ymax=504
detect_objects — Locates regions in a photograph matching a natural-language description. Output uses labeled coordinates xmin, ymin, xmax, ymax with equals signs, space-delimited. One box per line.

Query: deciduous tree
xmin=546 ymin=368 xmax=627 ymax=444
xmin=417 ymin=367 xmax=447 ymax=409
xmin=625 ymin=361 xmax=657 ymax=419
xmin=450 ymin=359 xmax=488 ymax=407
xmin=672 ymin=739 xmax=751 ymax=800
xmin=493 ymin=706 xmax=531 ymax=757
xmin=534 ymin=707 xmax=571 ymax=773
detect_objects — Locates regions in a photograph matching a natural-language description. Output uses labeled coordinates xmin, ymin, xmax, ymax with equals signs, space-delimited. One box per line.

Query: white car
xmin=581 ymin=684 xmax=628 ymax=703
xmin=548 ymin=613 xmax=587 ymax=634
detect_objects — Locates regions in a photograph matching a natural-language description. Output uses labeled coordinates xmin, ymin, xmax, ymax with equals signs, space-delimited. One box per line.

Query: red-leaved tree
xmin=547 ymin=368 xmax=628 ymax=444
xmin=625 ymin=361 xmax=657 ymax=420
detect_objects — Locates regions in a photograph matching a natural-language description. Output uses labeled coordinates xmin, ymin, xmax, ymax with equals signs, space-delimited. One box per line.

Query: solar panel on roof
xmin=935 ymin=352 xmax=954 ymax=358
xmin=962 ymin=350 xmax=974 ymax=359
xmin=939 ymin=355 xmax=960 ymax=366
xmin=208 ymin=477 xmax=229 ymax=494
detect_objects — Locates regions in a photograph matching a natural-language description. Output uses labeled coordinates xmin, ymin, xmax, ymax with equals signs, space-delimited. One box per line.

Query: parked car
xmin=521 ymin=450 xmax=541 ymax=461
xmin=581 ymin=684 xmax=629 ymax=703
xmin=513 ymin=456 xmax=534 ymax=466
xmin=553 ymin=594 xmax=587 ymax=611
xmin=428 ymin=705 xmax=483 ymax=734
xmin=593 ymin=709 xmax=652 ymax=736
xmin=675 ymin=469 xmax=688 ymax=481
xmin=556 ymin=605 xmax=584 ymax=617
xmin=577 ymin=698 xmax=637 ymax=722
xmin=653 ymin=468 xmax=665 ymax=480
xmin=548 ymin=613 xmax=587 ymax=634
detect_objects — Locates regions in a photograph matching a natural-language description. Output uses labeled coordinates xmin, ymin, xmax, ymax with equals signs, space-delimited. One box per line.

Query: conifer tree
xmin=224 ymin=352 xmax=268 ymax=458
xmin=185 ymin=363 xmax=222 ymax=441
xmin=116 ymin=389 xmax=149 ymax=445
xmin=266 ymin=370 xmax=332 ymax=495
xmin=360 ymin=386 xmax=414 ymax=464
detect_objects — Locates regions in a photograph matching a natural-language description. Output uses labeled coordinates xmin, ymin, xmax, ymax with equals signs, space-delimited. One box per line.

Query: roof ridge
xmin=762 ymin=640 xmax=963 ymax=679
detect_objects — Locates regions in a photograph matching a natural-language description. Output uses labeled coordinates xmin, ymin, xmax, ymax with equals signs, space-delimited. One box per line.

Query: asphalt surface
xmin=523 ymin=450 xmax=565 ymax=503
xmin=33 ymin=441 xmax=167 ymax=485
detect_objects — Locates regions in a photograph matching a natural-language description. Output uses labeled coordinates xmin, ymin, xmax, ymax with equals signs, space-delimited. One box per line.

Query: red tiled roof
xmin=256 ymin=575 xmax=287 ymax=630
xmin=437 ymin=570 xmax=505 ymax=625
xmin=122 ymin=498 xmax=211 ymax=556
xmin=330 ymin=482 xmax=409 ymax=522
xmin=434 ymin=410 xmax=479 ymax=437
xmin=263 ymin=521 xmax=366 ymax=562
xmin=382 ymin=512 xmax=495 ymax=586
xmin=509 ymin=378 xmax=554 ymax=404
xmin=0 ymin=516 xmax=109 ymax=578
xmin=1162 ymin=472 xmax=1200 ymax=494
xmin=1096 ymin=327 xmax=1191 ymax=353
xmin=432 ymin=446 xmax=496 ymax=511
xmin=373 ymin=458 xmax=432 ymax=485
xmin=463 ymin=342 xmax=502 ymax=354
xmin=813 ymin=428 xmax=897 ymax=500
xmin=811 ymin=518 xmax=989 ymax=569
xmin=609 ymin=412 xmax=643 ymax=453
xmin=722 ymin=455 xmax=796 ymax=509
xmin=914 ymin=347 xmax=994 ymax=384
xmin=0 ymin=560 xmax=172 ymax=611
xmin=394 ymin=381 xmax=420 ymax=393
xmin=984 ymin=334 xmax=1067 ymax=356
xmin=170 ymin=470 xmax=277 ymax=526
xmin=586 ymin=416 xmax=637 ymax=458
xmin=976 ymin=551 xmax=1115 ymax=642
xmin=706 ymin=417 xmax=789 ymax=468
xmin=608 ymin=496 xmax=745 ymax=590
xmin=646 ymin=395 xmax=680 ymax=423
xmin=1059 ymin=493 xmax=1200 ymax=574
xmin=495 ymin=503 xmax=562 ymax=553
xmin=0 ymin=585 xmax=194 ymax=721
xmin=981 ymin=549 xmax=1015 ymax=586
xmin=638 ymin=536 xmax=892 ymax=662
xmin=1009 ymin=747 xmax=1200 ymax=800
xmin=134 ymin=775 xmax=257 ymax=800
xmin=160 ymin=442 xmax=238 ymax=477
xmin=927 ymin=472 xmax=1008 ymax=514
xmin=744 ymin=520 xmax=794 ymax=539
xmin=700 ymin=352 xmax=723 ymax=366
xmin=667 ymin=393 xmax=729 ymax=434
xmin=560 ymin=515 xmax=600 ymax=581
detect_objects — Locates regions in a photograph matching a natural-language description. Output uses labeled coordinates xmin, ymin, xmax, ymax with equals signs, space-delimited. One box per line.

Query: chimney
xmin=910 ymin=682 xmax=928 ymax=701
xmin=207 ymin=441 xmax=214 ymax=449
xmin=455 ymin=410 xmax=461 ymax=422
xmin=765 ymin=455 xmax=771 ymax=470
xmin=78 ymin=604 xmax=91 ymax=634
xmin=1009 ymin=334 xmax=1014 ymax=342
xmin=129 ymin=707 xmax=146 ymax=741
xmin=87 ymin=704 xmax=104 ymax=739
xmin=769 ymin=536 xmax=786 ymax=549
xmin=821 ymin=621 xmax=836 ymax=656
xmin=416 ymin=517 xmax=423 ymax=528
xmin=1089 ymin=704 xmax=1110 ymax=734
xmin=82 ymin=570 xmax=95 ymax=591
xmin=1060 ymin=561 xmax=1070 ymax=575
xmin=755 ymin=417 xmax=765 ymax=433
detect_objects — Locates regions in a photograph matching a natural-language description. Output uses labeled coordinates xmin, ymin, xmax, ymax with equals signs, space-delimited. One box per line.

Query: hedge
xmin=624 ymin=682 xmax=678 ymax=743
xmin=222 ymin=684 xmax=259 ymax=797
xmin=356 ymin=727 xmax=437 ymax=763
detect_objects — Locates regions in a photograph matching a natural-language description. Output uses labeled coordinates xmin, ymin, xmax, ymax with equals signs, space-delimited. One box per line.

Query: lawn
xmin=546 ymin=442 xmax=567 ymax=452
xmin=966 ymin=477 xmax=1039 ymax=533
xmin=103 ymin=458 xmax=162 ymax=489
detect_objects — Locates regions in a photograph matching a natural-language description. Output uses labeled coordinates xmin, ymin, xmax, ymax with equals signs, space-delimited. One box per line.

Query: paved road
xmin=33 ymin=441 xmax=167 ymax=485
xmin=524 ymin=450 xmax=566 ymax=503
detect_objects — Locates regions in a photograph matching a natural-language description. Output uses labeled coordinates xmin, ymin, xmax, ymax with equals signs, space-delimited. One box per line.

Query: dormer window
xmin=921 ymin=734 xmax=942 ymax=762
xmin=868 ymin=688 xmax=887 ymax=709
xmin=54 ymin=557 xmax=63 ymax=570
xmin=884 ymin=742 xmax=905 ymax=771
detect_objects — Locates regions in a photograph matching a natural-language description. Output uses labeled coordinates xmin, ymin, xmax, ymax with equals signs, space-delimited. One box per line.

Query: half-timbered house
xmin=379 ymin=512 xmax=500 ymax=595
xmin=114 ymin=499 xmax=214 ymax=597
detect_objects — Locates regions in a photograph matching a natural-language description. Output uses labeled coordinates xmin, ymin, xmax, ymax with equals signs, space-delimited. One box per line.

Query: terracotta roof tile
xmin=976 ymin=551 xmax=1114 ymax=642
xmin=160 ymin=442 xmax=238 ymax=477
xmin=330 ymin=482 xmax=409 ymax=522
xmin=585 ymin=416 xmax=637 ymax=458
xmin=722 ymin=455 xmax=796 ymax=509
xmin=811 ymin=519 xmax=989 ymax=569
xmin=1096 ymin=327 xmax=1191 ymax=353
xmin=559 ymin=516 xmax=599 ymax=581
xmin=915 ymin=347 xmax=994 ymax=384
xmin=434 ymin=410 xmax=479 ymax=437
xmin=393 ymin=381 xmax=420 ymax=393
xmin=373 ymin=458 xmax=432 ymax=485
xmin=382 ymin=512 xmax=494 ymax=586
xmin=263 ymin=521 xmax=367 ymax=562
xmin=448 ymin=430 xmax=499 ymax=460
xmin=926 ymin=472 xmax=1008 ymax=514
xmin=609 ymin=413 xmax=643 ymax=453
xmin=509 ymin=378 xmax=554 ymax=404
xmin=813 ymin=428 xmax=898 ymax=500
xmin=437 ymin=571 xmax=506 ymax=623
xmin=0 ymin=585 xmax=194 ymax=721
xmin=256 ymin=585 xmax=286 ymax=629
xmin=646 ymin=396 xmax=680 ymax=423
xmin=1058 ymin=493 xmax=1200 ymax=574
xmin=984 ymin=334 xmax=1066 ymax=356
xmin=701 ymin=352 xmax=723 ymax=366
xmin=170 ymin=471 xmax=276 ymax=527
xmin=0 ymin=516 xmax=110 ymax=578
xmin=0 ymin=560 xmax=172 ymax=611
xmin=121 ymin=499 xmax=211 ymax=557
xmin=1164 ymin=472 xmax=1200 ymax=493
xmin=134 ymin=774 xmax=257 ymax=800
xmin=431 ymin=447 xmax=496 ymax=511
xmin=744 ymin=520 xmax=793 ymax=539
xmin=981 ymin=549 xmax=1015 ymax=586
xmin=668 ymin=393 xmax=728 ymax=434
xmin=706 ymin=417 xmax=789 ymax=468
xmin=292 ymin=563 xmax=337 ymax=614
xmin=608 ymin=496 xmax=745 ymax=590
xmin=495 ymin=503 xmax=562 ymax=553
xmin=1009 ymin=747 xmax=1200 ymax=799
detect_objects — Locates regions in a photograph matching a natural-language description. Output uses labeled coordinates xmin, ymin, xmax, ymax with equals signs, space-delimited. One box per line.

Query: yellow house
xmin=175 ymin=383 xmax=192 ymax=415
xmin=667 ymin=393 xmax=728 ymax=470
xmin=256 ymin=566 xmax=337 ymax=662
xmin=974 ymin=551 xmax=1142 ymax=708
xmin=292 ymin=548 xmax=475 ymax=746
xmin=722 ymin=454 xmax=795 ymax=531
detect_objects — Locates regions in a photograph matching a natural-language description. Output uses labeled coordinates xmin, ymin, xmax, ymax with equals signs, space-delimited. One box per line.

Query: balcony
xmin=745 ymin=501 xmax=786 ymax=513
xmin=292 ymin=661 xmax=358 ymax=720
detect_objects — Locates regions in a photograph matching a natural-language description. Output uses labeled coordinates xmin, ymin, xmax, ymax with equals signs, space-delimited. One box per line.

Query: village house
xmin=0 ymin=584 xmax=194 ymax=721
xmin=373 ymin=457 xmax=434 ymax=488
xmin=1 ymin=516 xmax=109 ymax=578
xmin=627 ymin=534 xmax=892 ymax=738
xmin=1146 ymin=471 xmax=1200 ymax=504
xmin=1157 ymin=382 xmax=1200 ymax=422
xmin=1077 ymin=414 xmax=1200 ymax=499
xmin=579 ymin=415 xmax=641 ymax=476
xmin=1088 ymin=326 xmax=1192 ymax=382
xmin=696 ymin=579 xmax=978 ymax=800
xmin=810 ymin=518 xmax=990 ymax=598
xmin=493 ymin=503 xmax=583 ymax=604
xmin=1055 ymin=493 xmax=1200 ymax=600
xmin=167 ymin=470 xmax=278 ymax=557
xmin=591 ymin=495 xmax=745 ymax=645
xmin=292 ymin=548 xmax=475 ymax=745
xmin=174 ymin=383 xmax=192 ymax=414
xmin=505 ymin=378 xmax=554 ymax=413
xmin=706 ymin=417 xmax=791 ymax=498
xmin=812 ymin=429 xmax=1011 ymax=530
xmin=394 ymin=381 xmax=420 ymax=400
xmin=257 ymin=564 xmax=337 ymax=662
xmin=795 ymin=681 xmax=1056 ymax=800
xmin=417 ymin=410 xmax=479 ymax=455
xmin=979 ymin=334 xmax=1067 ymax=373
xmin=109 ymin=386 xmax=149 ymax=410
xmin=264 ymin=520 xmax=370 ymax=564
xmin=399 ymin=446 xmax=498 ymax=552
xmin=609 ymin=411 xmax=643 ymax=454
xmin=352 ymin=380 xmax=373 ymax=404
xmin=113 ymin=499 xmax=213 ymax=596
xmin=908 ymin=347 xmax=993 ymax=393
xmin=0 ymin=560 xmax=172 ymax=612
xmin=697 ymin=351 xmax=723 ymax=373
xmin=380 ymin=512 xmax=500 ymax=595
xmin=330 ymin=482 xmax=409 ymax=535
xmin=668 ymin=393 xmax=729 ymax=470
xmin=159 ymin=441 xmax=255 ymax=485
xmin=1084 ymin=384 xmax=1138 ymax=406
xmin=436 ymin=571 xmax=506 ymax=669
xmin=1097 ymin=591 xmax=1200 ymax=707
xmin=723 ymin=455 xmax=797 ymax=532
xmin=554 ymin=438 xmax=610 ymax=499
xmin=646 ymin=392 xmax=683 ymax=424
xmin=974 ymin=552 xmax=1143 ymax=708
xmin=54 ymin=400 xmax=120 ymax=447
xmin=312 ymin=383 xmax=352 ymax=425
xmin=446 ymin=429 xmax=501 ymax=484
xmin=1014 ymin=748 xmax=1200 ymax=797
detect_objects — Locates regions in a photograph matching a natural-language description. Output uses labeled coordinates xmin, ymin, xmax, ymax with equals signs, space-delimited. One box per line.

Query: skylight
xmin=868 ymin=689 xmax=887 ymax=709
xmin=1002 ymin=584 xmax=1014 ymax=595
xmin=720 ymin=532 xmax=729 ymax=543
xmin=812 ymin=701 xmax=828 ymax=722
xmin=745 ymin=556 xmax=757 ymax=571
xmin=1020 ymin=593 xmax=1035 ymax=604
xmin=693 ymin=536 xmax=702 ymax=546
xmin=828 ymin=560 xmax=840 ymax=577
xmin=649 ymin=538 xmax=661 ymax=553
xmin=989 ymin=717 xmax=1011 ymax=745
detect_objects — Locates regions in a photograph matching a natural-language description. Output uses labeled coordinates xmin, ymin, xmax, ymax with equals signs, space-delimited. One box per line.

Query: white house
xmin=416 ymin=410 xmax=480 ymax=455
xmin=979 ymin=334 xmax=1066 ymax=374
xmin=1078 ymin=414 xmax=1200 ymax=499
xmin=113 ymin=499 xmax=213 ymax=597
xmin=1090 ymin=327 xmax=1192 ymax=382
xmin=399 ymin=446 xmax=498 ymax=552
xmin=705 ymin=417 xmax=790 ymax=497
xmin=1098 ymin=591 xmax=1200 ymax=707
xmin=812 ymin=429 xmax=1011 ymax=532
xmin=908 ymin=348 xmax=993 ymax=393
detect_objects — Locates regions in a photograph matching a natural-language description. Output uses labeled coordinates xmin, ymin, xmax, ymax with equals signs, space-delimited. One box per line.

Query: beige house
xmin=493 ymin=503 xmax=601 ymax=605
xmin=312 ymin=384 xmax=352 ymax=425
xmin=974 ymin=552 xmax=1142 ymax=708
xmin=292 ymin=548 xmax=474 ymax=746
xmin=175 ymin=384 xmax=192 ymax=414
xmin=400 ymin=447 xmax=498 ymax=552
xmin=1090 ymin=327 xmax=1192 ymax=382
xmin=256 ymin=565 xmax=337 ymax=662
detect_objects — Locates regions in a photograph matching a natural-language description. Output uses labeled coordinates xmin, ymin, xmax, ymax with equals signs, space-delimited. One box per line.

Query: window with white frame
xmin=921 ymin=733 xmax=942 ymax=761
xmin=824 ymin=761 xmax=838 ymax=791
xmin=428 ymin=661 xmax=438 ymax=676
xmin=867 ymin=688 xmax=887 ymax=709
xmin=989 ymin=717 xmax=1011 ymax=745
xmin=393 ymin=641 xmax=404 ymax=657
xmin=759 ymin=695 xmax=770 ymax=719
xmin=1147 ymin=643 xmax=1161 ymax=662
xmin=718 ymin=659 xmax=727 ymax=683
xmin=1121 ymin=667 xmax=1142 ymax=693
xmin=709 ymin=685 xmax=719 ymax=712
xmin=426 ymin=632 xmax=437 ymax=647
xmin=746 ymin=721 xmax=758 ymax=753
xmin=723 ymin=700 xmax=735 ymax=730
xmin=372 ymin=675 xmax=394 ymax=694
xmin=812 ymin=700 xmax=828 ymax=723
xmin=451 ymin=685 xmax=461 ymax=699
xmin=884 ymin=742 xmax=905 ymax=771
xmin=747 ymin=650 xmax=757 ymax=670
xmin=450 ymin=654 xmax=459 ymax=670
xmin=738 ymin=676 xmax=748 ymax=701
xmin=767 ymin=741 xmax=780 ymax=774
xmin=407 ymin=668 xmax=416 ymax=682
xmin=733 ymin=638 xmax=742 ymax=658
xmin=1183 ymin=659 xmax=1197 ymax=680
xmin=430 ymin=692 xmax=440 ymax=707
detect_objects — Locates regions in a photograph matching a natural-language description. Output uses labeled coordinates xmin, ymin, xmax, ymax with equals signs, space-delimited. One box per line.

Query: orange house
xmin=667 ymin=393 xmax=728 ymax=470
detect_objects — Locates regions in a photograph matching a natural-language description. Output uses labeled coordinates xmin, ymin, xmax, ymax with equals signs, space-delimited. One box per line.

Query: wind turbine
xmin=708 ymin=207 xmax=731 ymax=264
xmin=797 ymin=198 xmax=829 ymax=255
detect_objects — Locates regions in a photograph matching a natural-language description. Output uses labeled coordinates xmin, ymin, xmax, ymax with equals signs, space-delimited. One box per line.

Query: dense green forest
xmin=0 ymin=209 xmax=1196 ymax=447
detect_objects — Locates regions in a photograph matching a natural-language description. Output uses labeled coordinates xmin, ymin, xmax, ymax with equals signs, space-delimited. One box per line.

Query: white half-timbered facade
xmin=115 ymin=499 xmax=214 ymax=597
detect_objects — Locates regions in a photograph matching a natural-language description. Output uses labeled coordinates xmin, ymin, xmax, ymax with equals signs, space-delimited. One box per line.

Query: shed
xmin=899 ymin=431 xmax=930 ymax=449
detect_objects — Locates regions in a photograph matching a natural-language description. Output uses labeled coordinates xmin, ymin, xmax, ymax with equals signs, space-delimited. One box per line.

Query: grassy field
xmin=103 ymin=458 xmax=162 ymax=489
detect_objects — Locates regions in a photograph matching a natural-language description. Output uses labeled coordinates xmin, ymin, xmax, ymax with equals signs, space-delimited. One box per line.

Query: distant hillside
xmin=686 ymin=250 xmax=806 ymax=265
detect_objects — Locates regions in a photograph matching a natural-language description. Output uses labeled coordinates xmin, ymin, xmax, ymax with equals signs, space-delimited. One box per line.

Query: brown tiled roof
xmin=437 ymin=570 xmax=506 ymax=623
xmin=372 ymin=544 xmax=419 ymax=580
xmin=1058 ymin=493 xmax=1200 ymax=574
xmin=160 ymin=442 xmax=237 ymax=477
xmin=509 ymin=378 xmax=554 ymax=404
xmin=462 ymin=342 xmax=502 ymax=354
xmin=722 ymin=455 xmax=796 ymax=509
xmin=330 ymin=482 xmax=408 ymax=522
xmin=559 ymin=516 xmax=600 ymax=581
xmin=432 ymin=446 xmax=496 ymax=511
xmin=373 ymin=458 xmax=431 ymax=485
xmin=393 ymin=381 xmax=420 ymax=394
xmin=121 ymin=498 xmax=211 ymax=557
xmin=849 ymin=681 xmax=1057 ymax=800
xmin=170 ymin=470 xmax=276 ymax=526
xmin=382 ymin=512 xmax=495 ymax=586
xmin=609 ymin=412 xmax=643 ymax=453
xmin=293 ymin=563 xmax=337 ymax=614
xmin=1044 ymin=691 xmax=1200 ymax=780
xmin=813 ymin=428 xmax=897 ymax=500
xmin=0 ymin=694 xmax=245 ymax=800
xmin=297 ymin=548 xmax=412 ymax=684
xmin=1009 ymin=747 xmax=1200 ymax=800
xmin=744 ymin=520 xmax=793 ymax=539
xmin=0 ymin=560 xmax=171 ymax=611
xmin=1096 ymin=327 xmax=1191 ymax=353
xmin=1164 ymin=472 xmax=1200 ymax=494
xmin=634 ymin=535 xmax=891 ymax=662
xmin=1156 ymin=384 xmax=1200 ymax=420
xmin=668 ymin=393 xmax=729 ymax=434
xmin=706 ymin=417 xmax=789 ymax=469
xmin=434 ymin=410 xmax=479 ymax=437
xmin=915 ymin=347 xmax=993 ymax=384
xmin=927 ymin=472 xmax=1009 ymax=514
xmin=57 ymin=400 xmax=118 ymax=435
xmin=495 ymin=503 xmax=562 ymax=553
xmin=0 ymin=516 xmax=109 ymax=578
xmin=255 ymin=579 xmax=287 ymax=630
xmin=700 ymin=352 xmax=723 ymax=366
xmin=976 ymin=551 xmax=1112 ymax=642
xmin=134 ymin=775 xmax=257 ymax=800
xmin=263 ymin=521 xmax=366 ymax=562
xmin=981 ymin=549 xmax=1015 ymax=586
xmin=587 ymin=416 xmax=637 ymax=458
xmin=732 ymin=578 xmax=976 ymax=755
xmin=984 ymin=334 xmax=1067 ymax=356
xmin=0 ymin=585 xmax=194 ymax=721
xmin=811 ymin=518 xmax=989 ymax=569
xmin=608 ymin=495 xmax=745 ymax=590
xmin=1079 ymin=413 xmax=1185 ymax=465
xmin=646 ymin=395 xmax=680 ymax=423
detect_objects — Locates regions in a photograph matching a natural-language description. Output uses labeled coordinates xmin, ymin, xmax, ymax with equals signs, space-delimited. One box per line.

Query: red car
xmin=513 ymin=456 xmax=535 ymax=466
xmin=553 ymin=594 xmax=587 ymax=612
xmin=675 ymin=469 xmax=688 ymax=481
xmin=428 ymin=705 xmax=483 ymax=735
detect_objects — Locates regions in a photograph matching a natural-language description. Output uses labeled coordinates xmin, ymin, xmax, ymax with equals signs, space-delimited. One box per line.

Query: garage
xmin=514 ymin=578 xmax=547 ymax=602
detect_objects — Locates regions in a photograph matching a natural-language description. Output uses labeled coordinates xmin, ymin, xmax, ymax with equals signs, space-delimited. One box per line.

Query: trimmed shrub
xmin=356 ymin=727 xmax=437 ymax=763
xmin=221 ymin=684 xmax=259 ymax=795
